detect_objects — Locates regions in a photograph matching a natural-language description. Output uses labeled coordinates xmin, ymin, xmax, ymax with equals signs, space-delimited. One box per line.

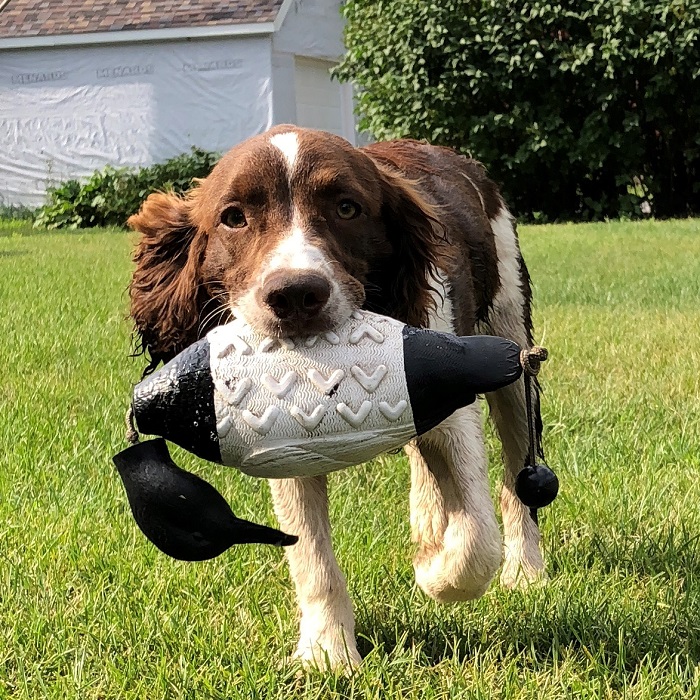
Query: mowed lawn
xmin=1 ymin=218 xmax=700 ymax=699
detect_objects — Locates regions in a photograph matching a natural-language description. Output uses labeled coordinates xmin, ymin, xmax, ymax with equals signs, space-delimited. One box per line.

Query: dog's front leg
xmin=268 ymin=476 xmax=361 ymax=671
xmin=406 ymin=404 xmax=502 ymax=602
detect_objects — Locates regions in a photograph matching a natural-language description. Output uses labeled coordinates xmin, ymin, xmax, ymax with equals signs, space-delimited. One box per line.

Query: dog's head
xmin=129 ymin=125 xmax=446 ymax=364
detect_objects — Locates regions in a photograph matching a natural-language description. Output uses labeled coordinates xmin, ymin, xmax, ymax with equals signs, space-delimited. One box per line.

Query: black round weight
xmin=515 ymin=464 xmax=559 ymax=509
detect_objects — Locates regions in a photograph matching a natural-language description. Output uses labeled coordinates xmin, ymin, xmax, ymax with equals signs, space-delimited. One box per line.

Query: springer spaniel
xmin=128 ymin=125 xmax=547 ymax=670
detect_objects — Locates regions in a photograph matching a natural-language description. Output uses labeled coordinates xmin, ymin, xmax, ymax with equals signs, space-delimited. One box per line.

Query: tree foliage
xmin=336 ymin=0 xmax=700 ymax=221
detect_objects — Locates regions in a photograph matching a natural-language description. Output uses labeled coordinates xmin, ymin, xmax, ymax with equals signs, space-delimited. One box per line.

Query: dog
xmin=127 ymin=124 xmax=547 ymax=670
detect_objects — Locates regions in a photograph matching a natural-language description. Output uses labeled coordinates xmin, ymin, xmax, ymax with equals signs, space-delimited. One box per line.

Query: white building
xmin=0 ymin=0 xmax=356 ymax=206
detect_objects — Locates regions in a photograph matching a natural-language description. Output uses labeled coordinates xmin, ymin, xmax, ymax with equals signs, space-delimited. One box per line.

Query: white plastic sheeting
xmin=0 ymin=36 xmax=273 ymax=206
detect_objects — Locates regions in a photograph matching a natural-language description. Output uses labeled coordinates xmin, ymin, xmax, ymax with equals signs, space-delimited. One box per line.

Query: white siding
xmin=0 ymin=36 xmax=273 ymax=206
xmin=293 ymin=56 xmax=354 ymax=143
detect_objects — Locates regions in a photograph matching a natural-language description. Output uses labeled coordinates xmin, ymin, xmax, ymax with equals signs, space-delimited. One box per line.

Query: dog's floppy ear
xmin=128 ymin=190 xmax=209 ymax=368
xmin=375 ymin=163 xmax=449 ymax=328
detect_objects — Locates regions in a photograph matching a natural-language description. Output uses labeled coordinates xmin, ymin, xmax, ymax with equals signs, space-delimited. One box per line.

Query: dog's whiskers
xmin=197 ymin=292 xmax=232 ymax=336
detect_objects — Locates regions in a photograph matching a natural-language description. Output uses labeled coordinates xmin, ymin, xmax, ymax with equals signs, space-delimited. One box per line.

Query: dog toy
xmin=113 ymin=310 xmax=557 ymax=560
xmin=113 ymin=439 xmax=298 ymax=560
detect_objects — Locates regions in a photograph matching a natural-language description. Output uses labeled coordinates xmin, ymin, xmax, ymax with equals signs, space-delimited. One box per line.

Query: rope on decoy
xmin=125 ymin=405 xmax=140 ymax=446
xmin=124 ymin=361 xmax=155 ymax=446
xmin=520 ymin=346 xmax=547 ymax=470
xmin=516 ymin=345 xmax=558 ymax=521
xmin=520 ymin=345 xmax=548 ymax=377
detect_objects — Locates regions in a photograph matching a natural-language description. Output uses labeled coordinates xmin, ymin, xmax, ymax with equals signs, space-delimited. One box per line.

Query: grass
xmin=1 ymin=218 xmax=700 ymax=699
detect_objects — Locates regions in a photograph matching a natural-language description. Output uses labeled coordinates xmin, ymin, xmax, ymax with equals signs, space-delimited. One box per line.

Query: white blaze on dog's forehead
xmin=270 ymin=132 xmax=299 ymax=174
xmin=267 ymin=223 xmax=328 ymax=270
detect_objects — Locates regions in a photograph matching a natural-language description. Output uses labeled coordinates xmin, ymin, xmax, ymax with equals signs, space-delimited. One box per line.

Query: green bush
xmin=336 ymin=0 xmax=700 ymax=221
xmin=34 ymin=148 xmax=220 ymax=229
xmin=0 ymin=200 xmax=36 ymax=222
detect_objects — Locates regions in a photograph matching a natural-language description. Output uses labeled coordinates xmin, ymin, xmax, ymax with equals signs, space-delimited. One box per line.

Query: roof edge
xmin=0 ymin=21 xmax=276 ymax=51
xmin=272 ymin=0 xmax=294 ymax=31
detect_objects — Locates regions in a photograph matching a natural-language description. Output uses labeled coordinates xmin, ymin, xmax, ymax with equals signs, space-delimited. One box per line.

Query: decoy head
xmin=112 ymin=438 xmax=297 ymax=560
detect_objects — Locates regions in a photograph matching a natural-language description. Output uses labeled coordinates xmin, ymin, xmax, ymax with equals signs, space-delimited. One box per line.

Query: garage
xmin=0 ymin=0 xmax=357 ymax=207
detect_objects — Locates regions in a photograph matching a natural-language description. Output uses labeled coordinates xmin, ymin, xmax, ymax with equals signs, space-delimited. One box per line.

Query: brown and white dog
xmin=128 ymin=125 xmax=547 ymax=670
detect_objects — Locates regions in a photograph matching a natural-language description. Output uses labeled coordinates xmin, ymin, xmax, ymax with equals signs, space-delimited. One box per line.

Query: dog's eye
xmin=221 ymin=207 xmax=247 ymax=229
xmin=336 ymin=200 xmax=361 ymax=220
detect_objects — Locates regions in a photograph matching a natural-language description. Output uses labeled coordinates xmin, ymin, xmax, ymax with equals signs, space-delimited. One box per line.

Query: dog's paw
xmin=293 ymin=634 xmax=362 ymax=674
xmin=414 ymin=558 xmax=495 ymax=602
xmin=413 ymin=526 xmax=502 ymax=603
xmin=499 ymin=559 xmax=548 ymax=590
xmin=500 ymin=535 xmax=547 ymax=590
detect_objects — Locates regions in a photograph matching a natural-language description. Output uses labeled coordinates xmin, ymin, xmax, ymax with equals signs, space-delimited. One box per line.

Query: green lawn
xmin=1 ymin=219 xmax=700 ymax=699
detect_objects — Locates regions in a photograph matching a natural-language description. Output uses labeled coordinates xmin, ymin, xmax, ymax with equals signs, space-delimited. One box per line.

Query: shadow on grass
xmin=0 ymin=250 xmax=28 ymax=257
xmin=551 ymin=523 xmax=700 ymax=583
xmin=357 ymin=600 xmax=700 ymax=673
xmin=354 ymin=527 xmax=700 ymax=672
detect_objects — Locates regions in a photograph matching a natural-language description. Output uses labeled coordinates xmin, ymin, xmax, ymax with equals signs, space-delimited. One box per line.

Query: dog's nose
xmin=262 ymin=272 xmax=331 ymax=320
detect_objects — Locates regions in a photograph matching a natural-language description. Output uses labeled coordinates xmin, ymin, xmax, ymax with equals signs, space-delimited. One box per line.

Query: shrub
xmin=34 ymin=148 xmax=220 ymax=229
xmin=336 ymin=0 xmax=700 ymax=221
xmin=0 ymin=200 xmax=36 ymax=222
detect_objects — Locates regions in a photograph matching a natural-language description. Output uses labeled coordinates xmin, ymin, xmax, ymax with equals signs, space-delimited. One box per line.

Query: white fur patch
xmin=266 ymin=225 xmax=327 ymax=271
xmin=490 ymin=207 xmax=523 ymax=310
xmin=486 ymin=205 xmax=547 ymax=587
xmin=270 ymin=132 xmax=299 ymax=174
xmin=428 ymin=269 xmax=455 ymax=334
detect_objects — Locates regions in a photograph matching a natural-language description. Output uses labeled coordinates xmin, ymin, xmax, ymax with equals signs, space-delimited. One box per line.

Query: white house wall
xmin=271 ymin=0 xmax=356 ymax=142
xmin=271 ymin=51 xmax=297 ymax=125
xmin=0 ymin=36 xmax=273 ymax=207
xmin=273 ymin=0 xmax=345 ymax=61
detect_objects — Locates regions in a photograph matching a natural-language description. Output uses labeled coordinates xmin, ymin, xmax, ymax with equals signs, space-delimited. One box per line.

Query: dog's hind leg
xmin=481 ymin=207 xmax=547 ymax=588
xmin=407 ymin=403 xmax=502 ymax=602
xmin=269 ymin=476 xmax=361 ymax=670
